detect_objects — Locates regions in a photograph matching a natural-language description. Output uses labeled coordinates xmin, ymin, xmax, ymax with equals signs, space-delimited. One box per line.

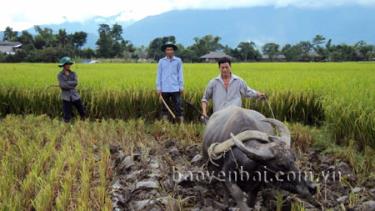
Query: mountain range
xmin=2 ymin=6 xmax=375 ymax=48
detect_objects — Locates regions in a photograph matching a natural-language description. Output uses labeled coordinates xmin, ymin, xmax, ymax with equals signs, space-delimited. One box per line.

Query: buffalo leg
xmin=246 ymin=186 xmax=259 ymax=208
xmin=222 ymin=152 xmax=250 ymax=210
xmin=223 ymin=182 xmax=229 ymax=206
xmin=225 ymin=180 xmax=250 ymax=211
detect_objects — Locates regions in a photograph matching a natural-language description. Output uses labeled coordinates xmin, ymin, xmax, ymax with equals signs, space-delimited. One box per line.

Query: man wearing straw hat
xmin=156 ymin=41 xmax=184 ymax=123
xmin=57 ymin=56 xmax=86 ymax=122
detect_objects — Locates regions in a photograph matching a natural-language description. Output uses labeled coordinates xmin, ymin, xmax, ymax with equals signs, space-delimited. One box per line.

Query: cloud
xmin=1 ymin=0 xmax=375 ymax=31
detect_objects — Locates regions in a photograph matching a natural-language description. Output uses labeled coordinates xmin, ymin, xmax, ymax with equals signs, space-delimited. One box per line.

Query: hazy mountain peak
xmin=3 ymin=6 xmax=375 ymax=48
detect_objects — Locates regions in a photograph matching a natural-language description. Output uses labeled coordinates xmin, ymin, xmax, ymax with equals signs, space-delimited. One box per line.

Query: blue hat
xmin=58 ymin=56 xmax=74 ymax=67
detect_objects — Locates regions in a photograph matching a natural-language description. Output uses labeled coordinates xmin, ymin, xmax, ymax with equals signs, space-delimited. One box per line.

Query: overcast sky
xmin=1 ymin=0 xmax=375 ymax=30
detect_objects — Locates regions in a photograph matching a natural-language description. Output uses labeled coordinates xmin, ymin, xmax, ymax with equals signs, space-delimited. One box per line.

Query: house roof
xmin=262 ymin=54 xmax=286 ymax=59
xmin=308 ymin=51 xmax=321 ymax=57
xmin=0 ymin=41 xmax=22 ymax=54
xmin=0 ymin=46 xmax=15 ymax=52
xmin=0 ymin=41 xmax=22 ymax=48
xmin=200 ymin=51 xmax=233 ymax=59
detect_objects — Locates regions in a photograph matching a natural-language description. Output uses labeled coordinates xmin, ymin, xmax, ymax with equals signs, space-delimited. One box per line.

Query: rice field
xmin=0 ymin=115 xmax=203 ymax=210
xmin=0 ymin=62 xmax=375 ymax=210
xmin=0 ymin=62 xmax=374 ymax=148
xmin=0 ymin=115 xmax=112 ymax=210
xmin=1 ymin=115 xmax=374 ymax=210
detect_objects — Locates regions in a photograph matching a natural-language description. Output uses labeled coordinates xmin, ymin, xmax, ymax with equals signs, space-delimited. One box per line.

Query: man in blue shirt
xmin=156 ymin=42 xmax=184 ymax=122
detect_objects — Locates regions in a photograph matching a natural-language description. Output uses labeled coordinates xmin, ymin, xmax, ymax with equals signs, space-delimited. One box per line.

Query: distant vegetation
xmin=1 ymin=25 xmax=375 ymax=62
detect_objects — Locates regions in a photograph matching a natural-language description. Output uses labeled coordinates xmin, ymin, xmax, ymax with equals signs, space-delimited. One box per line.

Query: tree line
xmin=1 ymin=24 xmax=375 ymax=62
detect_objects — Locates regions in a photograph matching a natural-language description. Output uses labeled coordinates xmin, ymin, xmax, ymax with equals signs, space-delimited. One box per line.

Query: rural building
xmin=261 ymin=54 xmax=286 ymax=61
xmin=307 ymin=51 xmax=324 ymax=62
xmin=0 ymin=41 xmax=22 ymax=55
xmin=200 ymin=51 xmax=233 ymax=62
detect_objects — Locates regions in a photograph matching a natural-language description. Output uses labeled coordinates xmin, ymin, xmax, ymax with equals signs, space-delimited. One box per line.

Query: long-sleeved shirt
xmin=202 ymin=74 xmax=258 ymax=112
xmin=156 ymin=56 xmax=184 ymax=93
xmin=57 ymin=70 xmax=81 ymax=101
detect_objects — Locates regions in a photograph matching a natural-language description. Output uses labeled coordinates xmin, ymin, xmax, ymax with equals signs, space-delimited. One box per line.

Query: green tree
xmin=222 ymin=45 xmax=236 ymax=59
xmin=57 ymin=29 xmax=70 ymax=48
xmin=176 ymin=44 xmax=194 ymax=62
xmin=133 ymin=45 xmax=148 ymax=60
xmin=236 ymin=41 xmax=261 ymax=61
xmin=17 ymin=31 xmax=34 ymax=51
xmin=34 ymin=26 xmax=56 ymax=49
xmin=3 ymin=27 xmax=18 ymax=41
xmin=354 ymin=41 xmax=374 ymax=61
xmin=111 ymin=24 xmax=125 ymax=57
xmin=262 ymin=43 xmax=280 ymax=61
xmin=312 ymin=34 xmax=327 ymax=60
xmin=281 ymin=44 xmax=300 ymax=61
xmin=81 ymin=48 xmax=96 ymax=59
xmin=72 ymin=31 xmax=87 ymax=50
xmin=330 ymin=44 xmax=357 ymax=61
xmin=147 ymin=36 xmax=176 ymax=61
xmin=121 ymin=40 xmax=136 ymax=59
xmin=96 ymin=24 xmax=133 ymax=58
xmin=325 ymin=39 xmax=333 ymax=61
xmin=312 ymin=34 xmax=326 ymax=46
xmin=96 ymin=24 xmax=113 ymax=58
xmin=296 ymin=41 xmax=313 ymax=61
xmin=189 ymin=35 xmax=223 ymax=60
xmin=282 ymin=41 xmax=314 ymax=61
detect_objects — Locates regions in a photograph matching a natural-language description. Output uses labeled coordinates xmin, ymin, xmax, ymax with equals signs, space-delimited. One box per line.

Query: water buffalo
xmin=202 ymin=106 xmax=316 ymax=209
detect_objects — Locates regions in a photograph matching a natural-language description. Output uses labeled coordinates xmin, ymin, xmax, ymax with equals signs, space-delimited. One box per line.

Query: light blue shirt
xmin=156 ymin=56 xmax=184 ymax=92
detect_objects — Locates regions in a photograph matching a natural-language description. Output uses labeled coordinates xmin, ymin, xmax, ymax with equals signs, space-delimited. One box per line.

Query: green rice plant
xmin=95 ymin=145 xmax=112 ymax=210
xmin=291 ymin=200 xmax=306 ymax=211
xmin=0 ymin=115 xmax=116 ymax=210
xmin=77 ymin=147 xmax=95 ymax=210
xmin=348 ymin=191 xmax=360 ymax=208
xmin=1 ymin=62 xmax=374 ymax=149
xmin=55 ymin=155 xmax=79 ymax=210
xmin=275 ymin=191 xmax=285 ymax=211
